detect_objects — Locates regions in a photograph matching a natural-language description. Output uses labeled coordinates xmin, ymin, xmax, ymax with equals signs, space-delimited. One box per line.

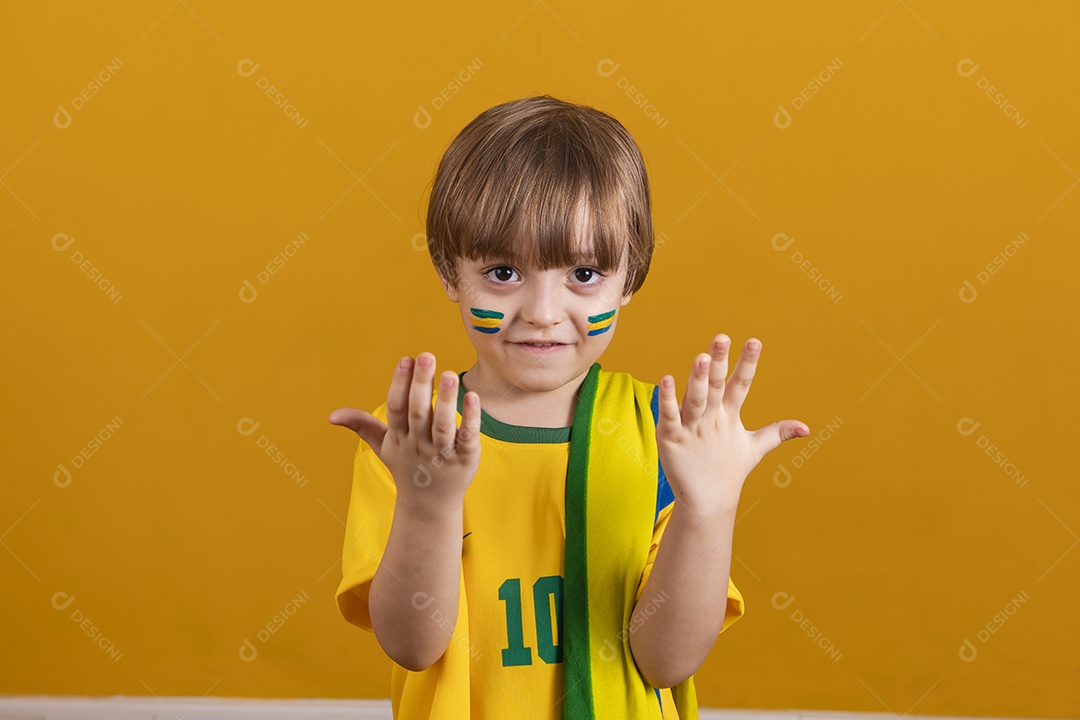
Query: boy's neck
xmin=460 ymin=363 xmax=591 ymax=429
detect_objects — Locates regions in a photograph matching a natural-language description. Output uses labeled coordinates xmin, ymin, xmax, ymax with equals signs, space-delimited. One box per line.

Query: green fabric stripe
xmin=562 ymin=362 xmax=601 ymax=720
xmin=455 ymin=373 xmax=571 ymax=443
xmin=479 ymin=413 xmax=570 ymax=443
xmin=469 ymin=307 xmax=504 ymax=319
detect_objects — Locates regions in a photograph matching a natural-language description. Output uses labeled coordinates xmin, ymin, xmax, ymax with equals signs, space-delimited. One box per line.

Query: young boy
xmin=329 ymin=95 xmax=809 ymax=720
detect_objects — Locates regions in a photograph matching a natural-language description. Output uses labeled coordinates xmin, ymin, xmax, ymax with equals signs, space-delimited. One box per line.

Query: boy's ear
xmin=439 ymin=273 xmax=460 ymax=302
xmin=619 ymin=290 xmax=634 ymax=307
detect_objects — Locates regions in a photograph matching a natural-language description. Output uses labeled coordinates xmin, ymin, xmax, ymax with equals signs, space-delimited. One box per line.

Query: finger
xmin=752 ymin=419 xmax=810 ymax=456
xmin=408 ymin=352 xmax=437 ymax=440
xmin=457 ymin=390 xmax=483 ymax=457
xmin=722 ymin=338 xmax=761 ymax=412
xmin=680 ymin=353 xmax=712 ymax=426
xmin=385 ymin=356 xmax=414 ymax=437
xmin=657 ymin=375 xmax=682 ymax=433
xmin=328 ymin=407 xmax=388 ymax=452
xmin=432 ymin=371 xmax=459 ymax=450
xmin=704 ymin=334 xmax=730 ymax=418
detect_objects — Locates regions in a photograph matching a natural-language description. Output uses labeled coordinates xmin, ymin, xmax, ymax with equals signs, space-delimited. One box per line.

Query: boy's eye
xmin=572 ymin=267 xmax=603 ymax=285
xmin=485 ymin=266 xmax=519 ymax=283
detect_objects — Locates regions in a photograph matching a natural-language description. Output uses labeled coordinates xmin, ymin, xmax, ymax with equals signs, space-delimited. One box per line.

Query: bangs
xmin=427 ymin=96 xmax=653 ymax=293
xmin=441 ymin=119 xmax=630 ymax=271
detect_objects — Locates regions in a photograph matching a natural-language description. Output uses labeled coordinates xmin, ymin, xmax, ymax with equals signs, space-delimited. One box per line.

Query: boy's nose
xmin=518 ymin=276 xmax=563 ymax=328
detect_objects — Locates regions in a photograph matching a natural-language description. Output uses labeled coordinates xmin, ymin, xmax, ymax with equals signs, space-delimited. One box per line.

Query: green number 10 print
xmin=498 ymin=575 xmax=563 ymax=667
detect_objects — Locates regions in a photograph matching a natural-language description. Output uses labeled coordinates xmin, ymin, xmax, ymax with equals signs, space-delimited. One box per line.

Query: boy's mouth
xmin=513 ymin=340 xmax=569 ymax=352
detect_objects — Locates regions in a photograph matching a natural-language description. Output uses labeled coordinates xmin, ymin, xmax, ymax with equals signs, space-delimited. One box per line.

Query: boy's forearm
xmin=628 ymin=499 xmax=738 ymax=689
xmin=369 ymin=496 xmax=465 ymax=671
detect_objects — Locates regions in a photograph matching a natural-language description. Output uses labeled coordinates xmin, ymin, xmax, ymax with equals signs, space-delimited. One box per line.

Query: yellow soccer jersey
xmin=336 ymin=373 xmax=744 ymax=719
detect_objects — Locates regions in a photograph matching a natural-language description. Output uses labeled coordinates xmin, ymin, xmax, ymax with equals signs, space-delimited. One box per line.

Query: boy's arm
xmin=330 ymin=353 xmax=482 ymax=672
xmin=630 ymin=335 xmax=807 ymax=688
xmin=629 ymin=498 xmax=737 ymax=689
xmin=368 ymin=496 xmax=465 ymax=671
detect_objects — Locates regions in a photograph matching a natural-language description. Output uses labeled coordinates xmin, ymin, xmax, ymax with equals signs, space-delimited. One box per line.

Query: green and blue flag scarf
xmin=561 ymin=362 xmax=696 ymax=719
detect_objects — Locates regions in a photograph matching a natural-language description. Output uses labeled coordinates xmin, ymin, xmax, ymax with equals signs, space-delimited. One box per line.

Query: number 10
xmin=498 ymin=575 xmax=563 ymax=666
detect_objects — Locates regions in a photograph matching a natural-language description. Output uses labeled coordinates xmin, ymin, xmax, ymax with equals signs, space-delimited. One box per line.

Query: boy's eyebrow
xmin=475 ymin=255 xmax=514 ymax=266
xmin=475 ymin=253 xmax=601 ymax=267
xmin=563 ymin=247 xmax=599 ymax=265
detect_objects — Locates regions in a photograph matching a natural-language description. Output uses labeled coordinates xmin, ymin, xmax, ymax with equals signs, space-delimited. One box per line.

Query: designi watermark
xmin=54 ymin=415 xmax=124 ymax=488
xmin=52 ymin=591 xmax=123 ymax=662
xmin=413 ymin=58 xmax=484 ymax=130
xmin=959 ymin=590 xmax=1029 ymax=662
xmin=958 ymin=231 xmax=1029 ymax=303
xmin=594 ymin=416 xmax=654 ymax=478
xmin=773 ymin=57 xmax=843 ymax=130
xmin=771 ymin=233 xmax=843 ymax=303
xmin=599 ymin=590 xmax=670 ymax=662
xmin=957 ymin=59 xmax=1029 ymax=130
xmin=774 ymin=415 xmax=842 ymax=488
xmin=237 ymin=417 xmax=308 ymax=488
xmin=237 ymin=59 xmax=309 ymax=129
xmin=239 ymin=231 xmax=310 ymax=303
xmin=239 ymin=590 xmax=310 ymax=662
xmin=597 ymin=59 xmax=669 ymax=130
xmin=957 ymin=417 xmax=1027 ymax=488
xmin=411 ymin=591 xmax=482 ymax=660
xmin=53 ymin=57 xmax=124 ymax=129
xmin=51 ymin=233 xmax=123 ymax=303
xmin=772 ymin=591 xmax=843 ymax=662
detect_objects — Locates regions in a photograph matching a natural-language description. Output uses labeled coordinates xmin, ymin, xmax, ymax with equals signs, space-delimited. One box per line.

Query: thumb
xmin=328 ymin=407 xmax=388 ymax=452
xmin=754 ymin=420 xmax=810 ymax=455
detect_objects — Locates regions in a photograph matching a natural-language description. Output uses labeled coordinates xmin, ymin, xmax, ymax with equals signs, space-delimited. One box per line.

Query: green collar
xmin=455 ymin=371 xmax=571 ymax=444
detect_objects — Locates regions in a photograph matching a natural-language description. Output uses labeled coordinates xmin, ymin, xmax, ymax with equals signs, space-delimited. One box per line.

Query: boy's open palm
xmin=656 ymin=334 xmax=808 ymax=512
xmin=328 ymin=353 xmax=482 ymax=510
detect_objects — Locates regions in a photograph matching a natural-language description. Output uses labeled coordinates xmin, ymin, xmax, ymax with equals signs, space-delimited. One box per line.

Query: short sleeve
xmin=334 ymin=409 xmax=397 ymax=631
xmin=635 ymin=502 xmax=745 ymax=634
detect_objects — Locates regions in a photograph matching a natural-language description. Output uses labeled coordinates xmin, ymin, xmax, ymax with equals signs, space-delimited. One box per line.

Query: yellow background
xmin=2 ymin=1 xmax=1078 ymax=716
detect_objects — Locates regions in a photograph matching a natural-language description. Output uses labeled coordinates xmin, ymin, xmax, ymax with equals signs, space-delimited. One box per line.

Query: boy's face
xmin=440 ymin=242 xmax=633 ymax=395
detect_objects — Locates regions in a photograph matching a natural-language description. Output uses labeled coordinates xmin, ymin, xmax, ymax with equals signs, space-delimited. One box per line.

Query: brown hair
xmin=425 ymin=95 xmax=654 ymax=297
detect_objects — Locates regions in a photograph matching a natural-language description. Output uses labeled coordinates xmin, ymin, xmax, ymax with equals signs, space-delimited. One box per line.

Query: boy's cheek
xmin=584 ymin=305 xmax=619 ymax=337
xmin=465 ymin=306 xmax=506 ymax=335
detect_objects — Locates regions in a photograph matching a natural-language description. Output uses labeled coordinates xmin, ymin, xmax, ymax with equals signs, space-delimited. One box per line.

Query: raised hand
xmin=656 ymin=334 xmax=808 ymax=513
xmin=328 ymin=353 xmax=482 ymax=510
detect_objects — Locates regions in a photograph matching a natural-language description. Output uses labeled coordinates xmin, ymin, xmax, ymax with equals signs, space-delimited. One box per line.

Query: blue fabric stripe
xmin=655 ymin=686 xmax=662 ymax=709
xmin=649 ymin=385 xmax=674 ymax=524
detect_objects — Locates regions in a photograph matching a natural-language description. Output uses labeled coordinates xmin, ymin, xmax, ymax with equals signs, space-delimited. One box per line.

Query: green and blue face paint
xmin=471 ymin=307 xmax=615 ymax=336
xmin=587 ymin=309 xmax=616 ymax=336
xmin=469 ymin=308 xmax=504 ymax=334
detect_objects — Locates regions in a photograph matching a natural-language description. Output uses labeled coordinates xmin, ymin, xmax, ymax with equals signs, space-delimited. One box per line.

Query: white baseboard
xmin=0 ymin=696 xmax=1046 ymax=720
xmin=0 ymin=697 xmax=392 ymax=720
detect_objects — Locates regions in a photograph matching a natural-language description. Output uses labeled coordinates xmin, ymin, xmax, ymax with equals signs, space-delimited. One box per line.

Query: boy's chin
xmin=500 ymin=359 xmax=598 ymax=392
